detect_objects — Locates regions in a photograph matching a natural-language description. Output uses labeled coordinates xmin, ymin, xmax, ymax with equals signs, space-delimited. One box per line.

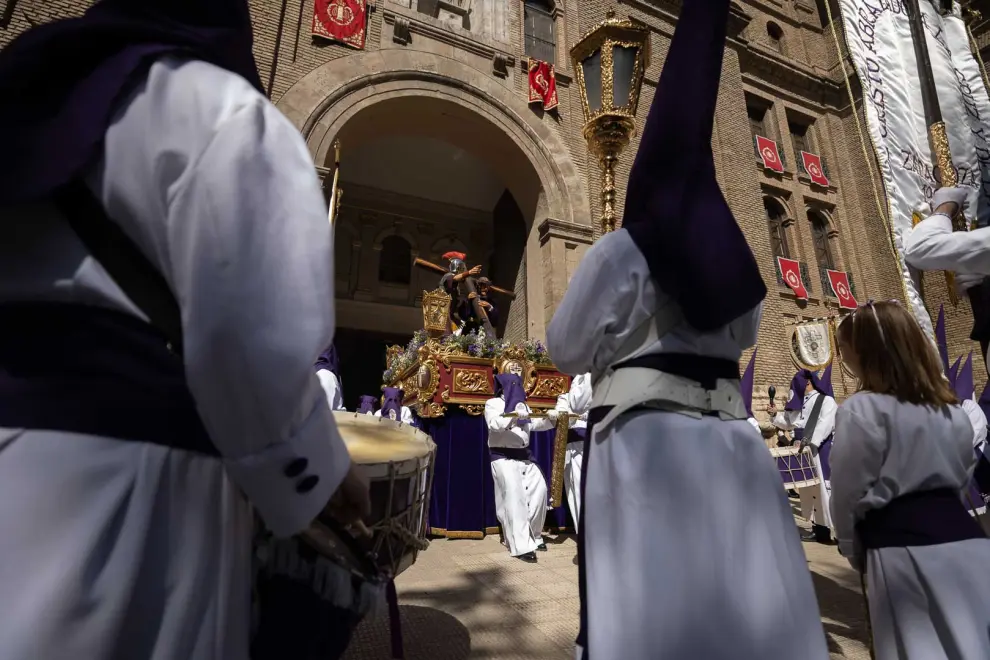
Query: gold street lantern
xmin=571 ymin=10 xmax=650 ymax=234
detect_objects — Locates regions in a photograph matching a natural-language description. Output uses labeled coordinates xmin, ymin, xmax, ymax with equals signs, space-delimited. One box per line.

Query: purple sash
xmin=856 ymin=488 xmax=985 ymax=549
xmin=568 ymin=427 xmax=587 ymax=444
xmin=0 ymin=302 xmax=216 ymax=456
xmin=489 ymin=446 xmax=532 ymax=462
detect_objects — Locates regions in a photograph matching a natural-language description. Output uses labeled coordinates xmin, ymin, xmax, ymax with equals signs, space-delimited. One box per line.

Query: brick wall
xmin=2 ymin=0 xmax=982 ymax=393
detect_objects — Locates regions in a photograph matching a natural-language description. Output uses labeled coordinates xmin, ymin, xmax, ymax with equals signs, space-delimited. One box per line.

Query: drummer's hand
xmin=325 ymin=463 xmax=371 ymax=526
xmin=765 ymin=403 xmax=777 ymax=416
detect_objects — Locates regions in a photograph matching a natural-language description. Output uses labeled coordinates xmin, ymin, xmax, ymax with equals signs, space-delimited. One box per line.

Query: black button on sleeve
xmin=284 ymin=458 xmax=308 ymax=478
xmin=296 ymin=474 xmax=320 ymax=494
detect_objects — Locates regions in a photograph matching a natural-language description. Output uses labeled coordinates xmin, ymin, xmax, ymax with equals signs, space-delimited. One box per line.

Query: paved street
xmin=343 ymin=509 xmax=872 ymax=660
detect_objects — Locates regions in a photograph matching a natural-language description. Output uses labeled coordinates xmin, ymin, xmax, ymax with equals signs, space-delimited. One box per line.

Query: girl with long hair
xmin=831 ymin=300 xmax=990 ymax=659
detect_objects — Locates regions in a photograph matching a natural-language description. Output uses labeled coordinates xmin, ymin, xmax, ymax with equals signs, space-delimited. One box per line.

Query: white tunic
xmin=0 ymin=58 xmax=350 ymax=659
xmin=830 ymin=392 xmax=990 ymax=660
xmin=556 ymin=373 xmax=592 ymax=525
xmin=772 ymin=391 xmax=838 ymax=531
xmin=375 ymin=406 xmax=414 ymax=425
xmin=547 ymin=230 xmax=828 ymax=659
xmin=484 ymin=397 xmax=554 ymax=556
xmin=316 ymin=369 xmax=346 ymax=411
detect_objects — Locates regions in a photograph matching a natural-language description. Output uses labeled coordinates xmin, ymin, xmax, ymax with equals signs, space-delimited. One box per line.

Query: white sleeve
xmin=567 ymin=374 xmax=594 ymax=416
xmin=555 ymin=393 xmax=570 ymax=414
xmin=401 ymin=406 xmax=415 ymax=425
xmin=547 ymin=232 xmax=657 ymax=376
xmin=374 ymin=410 xmax=382 ymax=418
xmin=829 ymin=401 xmax=886 ymax=563
xmin=528 ymin=405 xmax=556 ymax=432
xmin=771 ymin=410 xmax=802 ymax=431
xmin=316 ymin=370 xmax=342 ymax=412
xmin=810 ymin=396 xmax=838 ymax=448
xmin=105 ymin=89 xmax=349 ymax=538
xmin=903 ymin=214 xmax=990 ymax=274
xmin=485 ymin=398 xmax=512 ymax=431
xmin=961 ymin=398 xmax=988 ymax=449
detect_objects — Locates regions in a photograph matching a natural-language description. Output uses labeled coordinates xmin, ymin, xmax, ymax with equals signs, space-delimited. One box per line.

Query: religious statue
xmin=413 ymin=251 xmax=515 ymax=337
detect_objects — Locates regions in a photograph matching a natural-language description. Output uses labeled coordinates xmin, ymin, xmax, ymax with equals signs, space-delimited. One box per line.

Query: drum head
xmin=333 ymin=411 xmax=434 ymax=464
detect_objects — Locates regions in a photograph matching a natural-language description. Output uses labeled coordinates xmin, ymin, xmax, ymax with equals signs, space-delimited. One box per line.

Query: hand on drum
xmin=765 ymin=403 xmax=777 ymax=416
xmin=324 ymin=463 xmax=372 ymax=534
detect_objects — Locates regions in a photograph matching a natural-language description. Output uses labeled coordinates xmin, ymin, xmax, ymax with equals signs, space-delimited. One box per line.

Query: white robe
xmin=484 ymin=397 xmax=554 ymax=556
xmin=830 ymin=392 xmax=990 ymax=660
xmin=556 ymin=374 xmax=592 ymax=525
xmin=772 ymin=391 xmax=838 ymax=532
xmin=547 ymin=230 xmax=828 ymax=659
xmin=316 ymin=369 xmax=346 ymax=411
xmin=903 ymin=214 xmax=990 ymax=367
xmin=374 ymin=406 xmax=414 ymax=425
xmin=0 ymin=57 xmax=351 ymax=659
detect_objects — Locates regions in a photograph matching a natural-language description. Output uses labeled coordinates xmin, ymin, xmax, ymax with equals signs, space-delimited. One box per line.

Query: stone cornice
xmin=382 ymin=2 xmax=516 ymax=66
xmin=538 ymin=218 xmax=595 ymax=246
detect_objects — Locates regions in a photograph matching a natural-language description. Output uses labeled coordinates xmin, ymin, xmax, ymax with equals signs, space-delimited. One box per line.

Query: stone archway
xmin=276 ymin=49 xmax=593 ymax=339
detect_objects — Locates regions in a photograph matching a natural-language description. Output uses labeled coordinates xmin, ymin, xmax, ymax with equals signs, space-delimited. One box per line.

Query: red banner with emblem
xmin=777 ymin=257 xmax=807 ymax=300
xmin=755 ymin=136 xmax=784 ymax=173
xmin=800 ymin=151 xmax=830 ymax=187
xmin=528 ymin=59 xmax=559 ymax=111
xmin=826 ymin=269 xmax=857 ymax=309
xmin=313 ymin=0 xmax=367 ymax=50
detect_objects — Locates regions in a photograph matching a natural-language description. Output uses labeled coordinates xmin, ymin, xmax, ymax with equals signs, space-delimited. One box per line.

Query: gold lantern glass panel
xmin=571 ymin=13 xmax=650 ymax=234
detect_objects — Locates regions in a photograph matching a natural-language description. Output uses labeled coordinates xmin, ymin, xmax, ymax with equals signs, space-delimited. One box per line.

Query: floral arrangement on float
xmin=382 ymin=287 xmax=570 ymax=418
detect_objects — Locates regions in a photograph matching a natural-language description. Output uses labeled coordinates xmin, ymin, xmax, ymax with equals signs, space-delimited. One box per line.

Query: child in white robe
xmin=555 ymin=373 xmax=592 ymax=525
xmin=315 ymin=343 xmax=346 ymax=411
xmin=485 ymin=373 xmax=557 ymax=561
xmin=831 ymin=300 xmax=990 ymax=660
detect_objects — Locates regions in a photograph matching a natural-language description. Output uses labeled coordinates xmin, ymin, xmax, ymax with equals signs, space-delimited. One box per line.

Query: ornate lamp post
xmin=571 ymin=10 xmax=650 ymax=234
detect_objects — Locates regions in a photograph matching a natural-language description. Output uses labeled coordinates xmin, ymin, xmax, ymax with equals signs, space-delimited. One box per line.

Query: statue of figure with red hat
xmin=439 ymin=251 xmax=495 ymax=336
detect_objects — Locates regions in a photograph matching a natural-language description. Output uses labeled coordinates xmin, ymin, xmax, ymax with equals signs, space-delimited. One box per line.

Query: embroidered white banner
xmin=792 ymin=323 xmax=832 ymax=370
xmin=836 ymin=0 xmax=990 ymax=338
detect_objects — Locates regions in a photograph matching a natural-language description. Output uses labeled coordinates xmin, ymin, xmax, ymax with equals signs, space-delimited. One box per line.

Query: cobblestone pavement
xmin=344 ymin=512 xmax=871 ymax=660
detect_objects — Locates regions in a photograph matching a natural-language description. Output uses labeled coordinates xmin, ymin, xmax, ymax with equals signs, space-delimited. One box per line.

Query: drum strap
xmin=800 ymin=393 xmax=827 ymax=448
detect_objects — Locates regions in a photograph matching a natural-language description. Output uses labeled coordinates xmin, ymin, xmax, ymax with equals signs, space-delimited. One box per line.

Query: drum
xmin=252 ymin=412 xmax=436 ymax=660
xmin=768 ymin=445 xmax=820 ymax=491
xmin=328 ymin=411 xmax=436 ymax=577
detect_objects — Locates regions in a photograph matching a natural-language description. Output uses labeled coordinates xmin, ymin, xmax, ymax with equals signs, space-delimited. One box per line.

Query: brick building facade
xmin=2 ymin=0 xmax=984 ymax=412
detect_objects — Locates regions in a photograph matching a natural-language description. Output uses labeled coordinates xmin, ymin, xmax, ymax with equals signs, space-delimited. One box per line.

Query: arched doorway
xmin=277 ymin=50 xmax=591 ymax=409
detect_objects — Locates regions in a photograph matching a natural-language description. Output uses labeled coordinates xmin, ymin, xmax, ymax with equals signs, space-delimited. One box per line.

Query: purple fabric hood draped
xmin=357 ymin=395 xmax=378 ymax=415
xmin=741 ymin=350 xmax=756 ymax=417
xmin=785 ymin=366 xmax=832 ymax=411
xmin=954 ymin=353 xmax=975 ymax=402
xmin=381 ymin=387 xmax=404 ymax=421
xmin=0 ymin=0 xmax=264 ymax=204
xmin=495 ymin=373 xmax=528 ymax=421
xmin=314 ymin=343 xmax=340 ymax=381
xmin=621 ymin=0 xmax=766 ymax=332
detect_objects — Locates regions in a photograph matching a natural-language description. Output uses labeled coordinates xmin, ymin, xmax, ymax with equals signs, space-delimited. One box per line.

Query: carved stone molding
xmin=492 ymin=52 xmax=510 ymax=79
xmin=538 ymin=218 xmax=595 ymax=247
xmin=393 ymin=16 xmax=412 ymax=44
xmin=382 ymin=6 xmax=514 ymax=67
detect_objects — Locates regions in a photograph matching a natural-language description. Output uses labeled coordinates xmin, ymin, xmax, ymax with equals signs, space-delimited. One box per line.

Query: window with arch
xmin=809 ymin=210 xmax=835 ymax=270
xmin=764 ymin=197 xmax=791 ymax=259
xmin=379 ymin=235 xmax=412 ymax=285
xmin=766 ymin=21 xmax=784 ymax=53
xmin=524 ymin=0 xmax=556 ymax=65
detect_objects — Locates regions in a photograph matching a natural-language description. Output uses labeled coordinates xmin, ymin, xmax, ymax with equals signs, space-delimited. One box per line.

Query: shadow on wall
xmin=488 ymin=189 xmax=527 ymax=342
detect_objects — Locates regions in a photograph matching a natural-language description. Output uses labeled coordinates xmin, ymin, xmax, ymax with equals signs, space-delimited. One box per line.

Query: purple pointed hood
xmin=495 ymin=373 xmax=528 ymax=419
xmin=621 ymin=0 xmax=766 ymax=331
xmin=381 ymin=387 xmax=404 ymax=421
xmin=0 ymin=0 xmax=264 ymax=204
xmin=949 ymin=356 xmax=963 ymax=392
xmin=741 ymin=350 xmax=757 ymax=417
xmin=955 ymin=353 xmax=975 ymax=402
xmin=785 ymin=367 xmax=831 ymax=410
xmin=357 ymin=395 xmax=378 ymax=415
xmin=314 ymin=343 xmax=340 ymax=380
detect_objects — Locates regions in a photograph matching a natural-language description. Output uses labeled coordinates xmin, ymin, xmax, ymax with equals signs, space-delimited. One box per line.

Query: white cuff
xmin=223 ymin=401 xmax=350 ymax=538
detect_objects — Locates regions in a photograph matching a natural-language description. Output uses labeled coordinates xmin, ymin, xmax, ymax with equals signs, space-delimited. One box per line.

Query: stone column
xmin=537 ymin=218 xmax=595 ymax=334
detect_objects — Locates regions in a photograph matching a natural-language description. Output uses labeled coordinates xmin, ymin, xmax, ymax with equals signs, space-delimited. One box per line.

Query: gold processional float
xmin=381 ymin=286 xmax=574 ymax=507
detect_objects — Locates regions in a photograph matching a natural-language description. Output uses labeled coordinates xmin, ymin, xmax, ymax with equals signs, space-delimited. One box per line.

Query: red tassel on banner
xmin=826 ymin=269 xmax=857 ymax=309
xmin=800 ymin=151 xmax=830 ymax=187
xmin=313 ymin=0 xmax=367 ymax=50
xmin=528 ymin=58 xmax=559 ymax=111
xmin=756 ymin=136 xmax=784 ymax=174
xmin=777 ymin=257 xmax=808 ymax=300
